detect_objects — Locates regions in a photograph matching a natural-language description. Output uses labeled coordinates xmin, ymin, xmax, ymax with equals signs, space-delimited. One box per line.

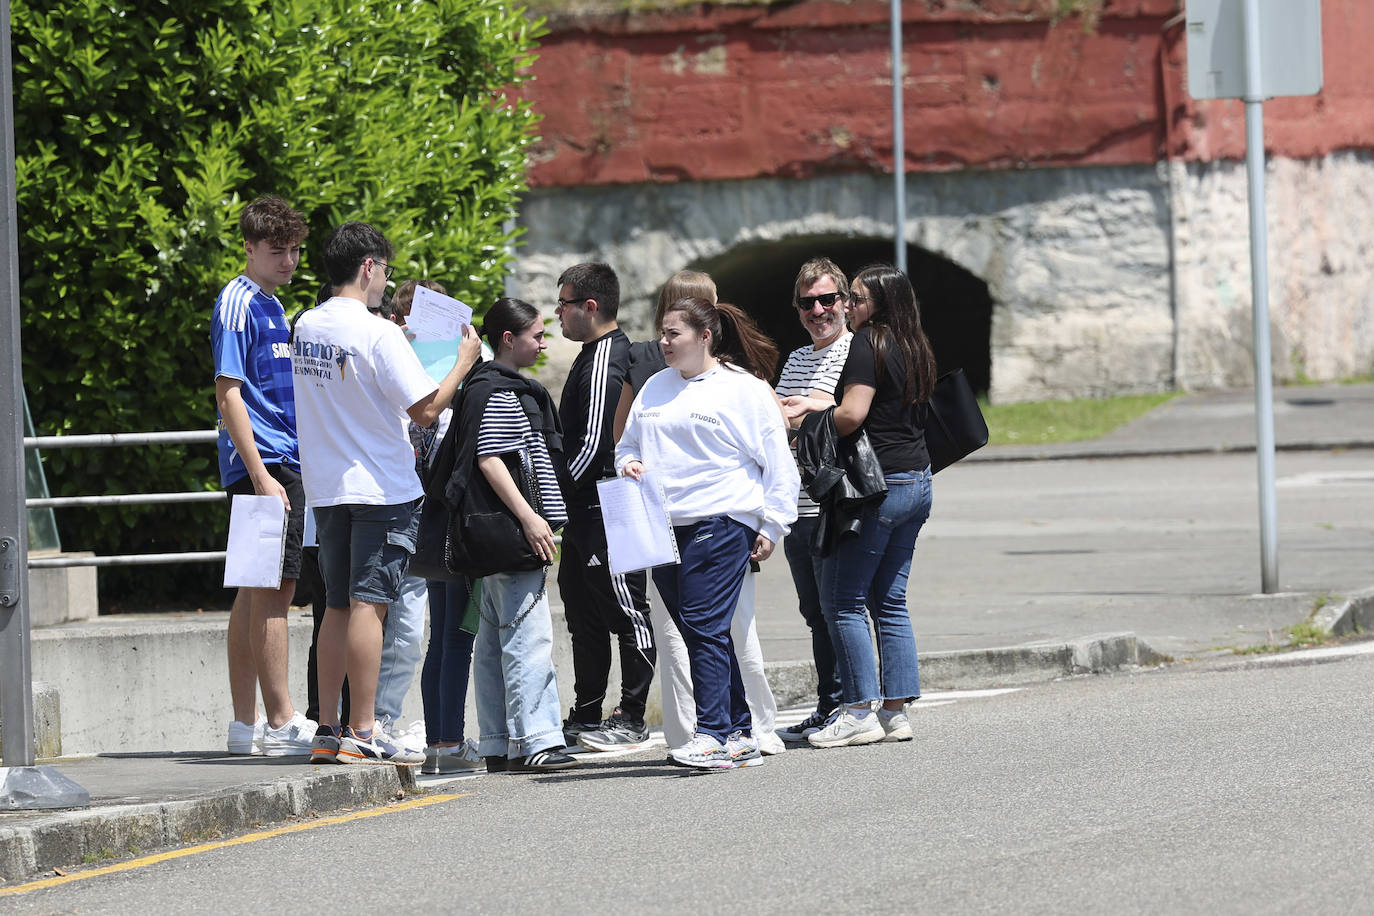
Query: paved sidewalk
xmin=4 ymin=382 xmax=1373 ymax=883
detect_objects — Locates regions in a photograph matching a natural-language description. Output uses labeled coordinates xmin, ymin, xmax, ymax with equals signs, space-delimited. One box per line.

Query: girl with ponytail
xmin=616 ymin=296 xmax=797 ymax=769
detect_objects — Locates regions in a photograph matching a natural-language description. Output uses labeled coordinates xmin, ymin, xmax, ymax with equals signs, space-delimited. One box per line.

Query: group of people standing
xmin=211 ymin=195 xmax=939 ymax=774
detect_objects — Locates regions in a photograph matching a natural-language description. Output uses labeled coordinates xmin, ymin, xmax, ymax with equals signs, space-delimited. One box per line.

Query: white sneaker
xmin=669 ymin=733 xmax=733 ymax=769
xmin=725 ymin=731 xmax=763 ymax=768
xmin=227 ymin=717 xmax=265 ymax=756
xmin=375 ymin=718 xmax=427 ymax=754
xmin=807 ymin=708 xmax=885 ymax=748
xmin=422 ymin=739 xmax=483 ymax=775
xmin=263 ymin=711 xmax=317 ymax=757
xmin=756 ymin=730 xmax=786 ymax=756
xmin=879 ymin=706 xmax=913 ymax=742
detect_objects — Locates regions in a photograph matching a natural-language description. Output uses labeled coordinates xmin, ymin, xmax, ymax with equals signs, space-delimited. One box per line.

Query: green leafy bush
xmin=15 ymin=0 xmax=545 ymax=606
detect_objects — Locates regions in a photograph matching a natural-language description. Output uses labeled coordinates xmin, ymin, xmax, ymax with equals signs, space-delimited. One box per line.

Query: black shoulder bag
xmin=922 ymin=368 xmax=990 ymax=473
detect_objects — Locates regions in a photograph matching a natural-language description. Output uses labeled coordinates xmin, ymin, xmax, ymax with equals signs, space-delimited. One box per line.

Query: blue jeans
xmin=422 ymin=577 xmax=476 ymax=745
xmin=782 ymin=514 xmax=841 ymax=715
xmin=652 ymin=516 xmax=753 ymax=743
xmin=375 ymin=574 xmax=427 ymax=726
xmin=820 ymin=469 xmax=932 ymax=705
xmin=472 ymin=569 xmax=564 ymax=758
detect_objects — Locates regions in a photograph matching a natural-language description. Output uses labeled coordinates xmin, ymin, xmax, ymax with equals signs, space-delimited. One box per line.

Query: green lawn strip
xmin=982 ymin=392 xmax=1178 ymax=446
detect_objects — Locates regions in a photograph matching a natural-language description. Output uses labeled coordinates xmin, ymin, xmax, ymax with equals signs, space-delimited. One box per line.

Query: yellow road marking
xmin=0 ymin=792 xmax=467 ymax=897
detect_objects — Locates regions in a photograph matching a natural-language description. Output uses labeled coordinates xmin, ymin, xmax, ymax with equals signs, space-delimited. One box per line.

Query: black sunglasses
xmin=796 ymin=291 xmax=846 ymax=310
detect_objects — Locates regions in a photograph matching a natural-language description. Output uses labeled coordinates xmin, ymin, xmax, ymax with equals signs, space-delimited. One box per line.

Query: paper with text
xmin=596 ymin=473 xmax=679 ymax=576
xmin=223 ymin=494 xmax=287 ymax=589
xmin=408 ymin=286 xmax=475 ymax=383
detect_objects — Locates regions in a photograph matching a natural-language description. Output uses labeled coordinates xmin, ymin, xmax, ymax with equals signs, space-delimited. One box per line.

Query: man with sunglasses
xmin=291 ymin=221 xmax=481 ymax=764
xmin=553 ymin=262 xmax=657 ymax=751
xmin=774 ymin=256 xmax=853 ymax=743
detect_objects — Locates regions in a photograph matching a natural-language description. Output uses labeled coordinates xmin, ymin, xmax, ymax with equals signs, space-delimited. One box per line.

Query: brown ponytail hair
xmin=665 ymin=297 xmax=778 ymax=382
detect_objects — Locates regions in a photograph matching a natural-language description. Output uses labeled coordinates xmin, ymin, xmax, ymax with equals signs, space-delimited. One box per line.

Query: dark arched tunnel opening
xmin=685 ymin=236 xmax=993 ymax=395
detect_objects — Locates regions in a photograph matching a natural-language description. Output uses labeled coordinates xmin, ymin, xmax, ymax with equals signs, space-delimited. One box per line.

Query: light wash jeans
xmin=820 ymin=469 xmax=933 ymax=705
xmin=473 ymin=569 xmax=565 ymax=758
xmin=375 ymin=574 xmax=427 ymax=726
xmin=652 ymin=571 xmax=778 ymax=749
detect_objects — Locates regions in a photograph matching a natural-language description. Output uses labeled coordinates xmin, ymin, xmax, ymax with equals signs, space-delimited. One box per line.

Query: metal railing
xmin=23 ymin=430 xmax=226 ymax=569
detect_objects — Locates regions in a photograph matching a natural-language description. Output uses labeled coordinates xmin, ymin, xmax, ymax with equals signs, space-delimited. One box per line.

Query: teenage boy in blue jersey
xmin=212 ymin=196 xmax=316 ymax=756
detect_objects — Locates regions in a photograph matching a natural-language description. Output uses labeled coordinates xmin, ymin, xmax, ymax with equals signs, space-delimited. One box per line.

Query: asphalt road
xmin=10 ymin=643 xmax=1374 ymax=914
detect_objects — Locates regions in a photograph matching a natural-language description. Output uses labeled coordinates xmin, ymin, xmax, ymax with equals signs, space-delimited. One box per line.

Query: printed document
xmin=408 ymin=285 xmax=475 ymax=383
xmin=596 ymin=473 xmax=679 ymax=576
xmin=223 ymin=494 xmax=287 ymax=589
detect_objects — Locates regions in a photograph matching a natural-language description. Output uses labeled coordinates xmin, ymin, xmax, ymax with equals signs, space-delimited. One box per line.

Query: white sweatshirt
xmin=616 ymin=363 xmax=799 ymax=545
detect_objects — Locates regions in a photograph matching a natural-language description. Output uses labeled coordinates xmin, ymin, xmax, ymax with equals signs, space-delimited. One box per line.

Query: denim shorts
xmin=314 ymin=499 xmax=422 ymax=608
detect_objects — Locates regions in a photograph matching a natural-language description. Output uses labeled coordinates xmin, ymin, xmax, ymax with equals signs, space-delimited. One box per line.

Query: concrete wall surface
xmin=514 ymin=152 xmax=1374 ymax=403
xmin=27 ymin=607 xmax=657 ymax=757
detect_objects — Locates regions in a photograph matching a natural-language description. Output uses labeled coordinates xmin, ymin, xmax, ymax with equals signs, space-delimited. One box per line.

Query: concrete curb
xmin=969 ymin=438 xmax=1374 ymax=465
xmin=0 ymin=764 xmax=404 ymax=882
xmin=1310 ymin=586 xmax=1374 ymax=637
xmin=764 ymin=631 xmax=1165 ymax=707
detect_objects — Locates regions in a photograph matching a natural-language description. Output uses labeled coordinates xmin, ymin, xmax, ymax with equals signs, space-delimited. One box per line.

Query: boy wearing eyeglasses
xmin=291 ymin=222 xmax=481 ymax=765
xmin=773 ymin=256 xmax=854 ymax=743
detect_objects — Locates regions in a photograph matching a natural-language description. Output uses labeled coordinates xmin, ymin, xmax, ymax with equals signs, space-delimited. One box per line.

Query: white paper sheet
xmin=596 ymin=472 xmax=679 ymax=576
xmin=408 ymin=286 xmax=475 ymax=384
xmin=223 ymin=494 xmax=287 ymax=589
xmin=407 ymin=285 xmax=473 ymax=342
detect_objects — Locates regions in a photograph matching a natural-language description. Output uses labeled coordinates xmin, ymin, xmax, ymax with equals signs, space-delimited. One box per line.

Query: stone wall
xmin=513 ymin=151 xmax=1374 ymax=403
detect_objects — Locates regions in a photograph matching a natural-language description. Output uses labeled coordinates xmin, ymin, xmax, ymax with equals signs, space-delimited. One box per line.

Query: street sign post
xmin=0 ymin=0 xmax=89 ymax=809
xmin=1185 ymin=0 xmax=1323 ymax=595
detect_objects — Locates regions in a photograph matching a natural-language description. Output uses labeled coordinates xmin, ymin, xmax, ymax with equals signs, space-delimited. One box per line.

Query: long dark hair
xmin=481 ymin=297 xmax=540 ymax=353
xmin=664 ymin=297 xmax=778 ymax=382
xmin=851 ymin=265 xmax=936 ymax=404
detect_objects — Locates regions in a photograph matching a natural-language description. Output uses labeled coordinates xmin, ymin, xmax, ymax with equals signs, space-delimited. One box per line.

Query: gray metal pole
xmin=890 ymin=0 xmax=907 ymax=273
xmin=1242 ymin=0 xmax=1279 ymax=593
xmin=0 ymin=0 xmax=88 ymax=807
xmin=0 ymin=0 xmax=34 ymax=771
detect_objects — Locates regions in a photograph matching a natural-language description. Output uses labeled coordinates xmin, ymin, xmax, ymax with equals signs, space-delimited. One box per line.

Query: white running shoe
xmin=878 ymin=706 xmax=913 ymax=742
xmin=422 ymin=739 xmax=484 ymax=774
xmin=807 ymin=709 xmax=885 ymax=748
xmin=227 ymin=717 xmax=265 ymax=756
xmin=725 ymin=731 xmax=764 ymax=768
xmin=669 ymin=733 xmax=733 ymax=769
xmin=756 ymin=730 xmax=786 ymax=756
xmin=262 ymin=711 xmax=317 ymax=757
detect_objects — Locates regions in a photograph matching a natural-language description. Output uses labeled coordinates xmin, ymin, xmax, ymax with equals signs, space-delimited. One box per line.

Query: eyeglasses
xmin=557 ymin=297 xmax=590 ymax=308
xmin=373 ymin=258 xmax=395 ymax=281
xmin=796 ymin=292 xmax=845 ymax=310
xmin=849 ymin=294 xmax=871 ymax=303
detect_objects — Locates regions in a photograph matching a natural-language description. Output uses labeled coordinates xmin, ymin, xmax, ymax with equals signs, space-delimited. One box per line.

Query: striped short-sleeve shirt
xmin=477 ymin=391 xmax=568 ymax=528
xmin=775 ymin=332 xmax=853 ymax=518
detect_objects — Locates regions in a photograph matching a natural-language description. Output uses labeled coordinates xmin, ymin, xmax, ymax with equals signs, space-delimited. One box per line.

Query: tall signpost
xmin=890 ymin=0 xmax=907 ymax=273
xmin=1185 ymin=0 xmax=1323 ymax=594
xmin=0 ymin=0 xmax=89 ymax=808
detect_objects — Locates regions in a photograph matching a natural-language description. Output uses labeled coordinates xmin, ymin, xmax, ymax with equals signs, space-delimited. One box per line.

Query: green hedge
xmin=14 ymin=0 xmax=545 ymax=606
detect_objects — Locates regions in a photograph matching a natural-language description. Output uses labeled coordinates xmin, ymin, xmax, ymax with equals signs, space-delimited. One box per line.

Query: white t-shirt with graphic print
xmin=291 ymin=296 xmax=438 ymax=508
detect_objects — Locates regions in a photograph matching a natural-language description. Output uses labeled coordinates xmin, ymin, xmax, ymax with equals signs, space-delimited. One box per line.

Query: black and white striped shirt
xmin=775 ymin=333 xmax=853 ymax=518
xmin=478 ymin=391 xmax=568 ymax=528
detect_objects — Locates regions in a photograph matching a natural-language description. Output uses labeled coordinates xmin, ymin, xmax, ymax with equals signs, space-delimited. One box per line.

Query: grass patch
xmin=982 ymin=392 xmax=1178 ymax=446
xmin=1232 ymin=593 xmax=1342 ymax=654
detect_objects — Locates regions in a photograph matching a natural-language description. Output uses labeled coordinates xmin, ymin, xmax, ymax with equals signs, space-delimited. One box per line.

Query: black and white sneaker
xmin=509 ymin=748 xmax=580 ymax=772
xmin=777 ymin=709 xmax=834 ymax=744
xmin=562 ymin=709 xmax=599 ymax=747
xmin=576 ymin=710 xmax=650 ymax=752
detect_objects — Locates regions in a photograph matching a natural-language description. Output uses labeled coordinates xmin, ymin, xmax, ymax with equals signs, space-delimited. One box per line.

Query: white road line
xmin=1244 ymin=641 xmax=1374 ymax=664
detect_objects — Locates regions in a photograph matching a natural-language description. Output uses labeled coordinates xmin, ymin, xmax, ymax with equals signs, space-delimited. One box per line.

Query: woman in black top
xmin=783 ymin=264 xmax=936 ymax=749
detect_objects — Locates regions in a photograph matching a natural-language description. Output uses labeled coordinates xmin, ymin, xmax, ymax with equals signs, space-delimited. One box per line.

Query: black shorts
xmin=225 ymin=463 xmax=305 ymax=580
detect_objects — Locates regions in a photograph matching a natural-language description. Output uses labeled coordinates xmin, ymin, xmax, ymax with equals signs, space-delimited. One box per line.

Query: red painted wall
xmin=522 ymin=0 xmax=1374 ymax=189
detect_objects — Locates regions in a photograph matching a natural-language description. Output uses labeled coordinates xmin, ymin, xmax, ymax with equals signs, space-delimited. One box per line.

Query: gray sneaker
xmin=577 ymin=710 xmax=650 ymax=752
xmin=725 ymin=731 xmax=763 ymax=768
xmin=878 ymin=706 xmax=913 ymax=742
xmin=807 ymin=709 xmax=885 ymax=748
xmin=562 ymin=709 xmax=599 ymax=747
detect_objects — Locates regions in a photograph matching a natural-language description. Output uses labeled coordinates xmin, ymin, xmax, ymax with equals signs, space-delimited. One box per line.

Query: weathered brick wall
xmin=525 ymin=0 xmax=1374 ymax=189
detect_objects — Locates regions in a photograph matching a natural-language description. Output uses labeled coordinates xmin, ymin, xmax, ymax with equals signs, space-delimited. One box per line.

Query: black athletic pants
xmin=557 ymin=506 xmax=655 ymax=724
